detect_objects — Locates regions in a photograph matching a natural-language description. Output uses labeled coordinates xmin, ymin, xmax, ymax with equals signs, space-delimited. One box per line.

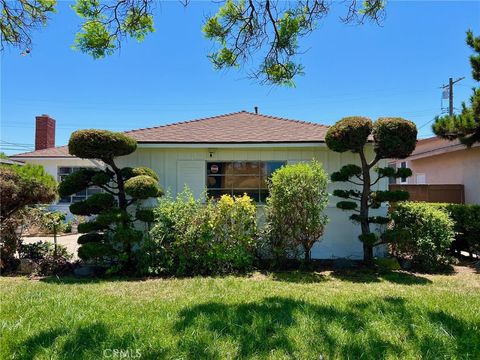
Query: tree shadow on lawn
xmin=174 ymin=296 xmax=479 ymax=359
xmin=266 ymin=269 xmax=432 ymax=285
xmin=329 ymin=269 xmax=433 ymax=285
xmin=15 ymin=322 xmax=168 ymax=360
xmin=13 ymin=297 xmax=478 ymax=359
xmin=267 ymin=270 xmax=329 ymax=283
xmin=39 ymin=268 xmax=431 ymax=286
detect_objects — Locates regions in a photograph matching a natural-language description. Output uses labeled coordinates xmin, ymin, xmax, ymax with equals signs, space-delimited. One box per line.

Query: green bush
xmin=264 ymin=161 xmax=329 ymax=263
xmin=144 ymin=188 xmax=257 ymax=276
xmin=389 ymin=202 xmax=455 ymax=272
xmin=210 ymin=194 xmax=257 ymax=273
xmin=431 ymin=203 xmax=480 ymax=256
xmin=124 ymin=175 xmax=163 ymax=199
xmin=19 ymin=241 xmax=72 ymax=261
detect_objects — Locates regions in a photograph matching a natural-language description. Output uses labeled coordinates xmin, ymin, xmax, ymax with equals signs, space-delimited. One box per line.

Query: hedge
xmin=431 ymin=203 xmax=480 ymax=256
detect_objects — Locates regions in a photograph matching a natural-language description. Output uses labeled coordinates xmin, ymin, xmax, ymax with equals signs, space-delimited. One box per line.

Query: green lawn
xmin=1 ymin=268 xmax=479 ymax=359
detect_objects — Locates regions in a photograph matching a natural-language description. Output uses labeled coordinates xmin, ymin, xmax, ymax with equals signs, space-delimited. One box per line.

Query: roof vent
xmin=254 ymin=106 xmax=258 ymax=114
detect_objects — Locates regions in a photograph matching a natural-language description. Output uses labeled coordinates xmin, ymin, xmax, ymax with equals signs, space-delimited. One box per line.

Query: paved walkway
xmin=22 ymin=234 xmax=81 ymax=259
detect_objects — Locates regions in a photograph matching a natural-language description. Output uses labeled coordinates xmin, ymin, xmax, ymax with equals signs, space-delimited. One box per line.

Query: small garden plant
xmin=59 ymin=130 xmax=163 ymax=273
xmin=264 ymin=161 xmax=329 ymax=265
xmin=145 ymin=188 xmax=257 ymax=276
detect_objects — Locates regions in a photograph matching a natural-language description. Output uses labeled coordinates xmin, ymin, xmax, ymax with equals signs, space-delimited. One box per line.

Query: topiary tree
xmin=59 ymin=129 xmax=163 ymax=273
xmin=0 ymin=164 xmax=57 ymax=271
xmin=325 ymin=116 xmax=417 ymax=264
xmin=264 ymin=160 xmax=329 ymax=264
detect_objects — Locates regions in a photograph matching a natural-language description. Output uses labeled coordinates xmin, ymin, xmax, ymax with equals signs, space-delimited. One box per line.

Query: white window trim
xmin=416 ymin=173 xmax=426 ymax=184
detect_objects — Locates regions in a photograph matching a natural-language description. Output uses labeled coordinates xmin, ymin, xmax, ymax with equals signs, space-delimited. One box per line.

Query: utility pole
xmin=441 ymin=77 xmax=465 ymax=116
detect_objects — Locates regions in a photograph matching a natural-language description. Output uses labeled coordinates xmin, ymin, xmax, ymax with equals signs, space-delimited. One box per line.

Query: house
xmin=388 ymin=136 xmax=480 ymax=204
xmin=10 ymin=111 xmax=388 ymax=259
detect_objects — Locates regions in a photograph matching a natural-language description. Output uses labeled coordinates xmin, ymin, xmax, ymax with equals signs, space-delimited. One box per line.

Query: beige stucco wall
xmin=408 ymin=147 xmax=480 ymax=204
xmin=115 ymin=144 xmax=388 ymax=259
xmin=14 ymin=145 xmax=388 ymax=259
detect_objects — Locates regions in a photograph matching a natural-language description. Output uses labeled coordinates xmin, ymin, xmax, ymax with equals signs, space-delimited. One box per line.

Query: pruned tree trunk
xmin=359 ymin=149 xmax=374 ymax=265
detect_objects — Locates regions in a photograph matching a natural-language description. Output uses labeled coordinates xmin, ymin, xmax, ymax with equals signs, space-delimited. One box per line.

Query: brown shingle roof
xmin=11 ymin=111 xmax=329 ymax=158
xmin=126 ymin=111 xmax=328 ymax=143
xmin=11 ymin=145 xmax=72 ymax=158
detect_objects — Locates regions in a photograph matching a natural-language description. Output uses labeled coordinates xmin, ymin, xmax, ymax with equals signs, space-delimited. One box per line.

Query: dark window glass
xmin=400 ymin=161 xmax=407 ymax=182
xmin=206 ymin=161 xmax=286 ymax=203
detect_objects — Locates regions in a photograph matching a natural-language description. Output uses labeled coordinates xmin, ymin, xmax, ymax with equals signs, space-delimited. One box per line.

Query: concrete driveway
xmin=22 ymin=234 xmax=80 ymax=259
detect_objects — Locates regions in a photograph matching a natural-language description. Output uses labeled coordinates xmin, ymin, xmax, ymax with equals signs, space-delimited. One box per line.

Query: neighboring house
xmin=388 ymin=136 xmax=480 ymax=204
xmin=0 ymin=158 xmax=24 ymax=166
xmin=10 ymin=111 xmax=388 ymax=259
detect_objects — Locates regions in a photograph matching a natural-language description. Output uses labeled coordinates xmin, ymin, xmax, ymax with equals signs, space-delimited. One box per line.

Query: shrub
xmin=0 ymin=165 xmax=57 ymax=270
xmin=37 ymin=254 xmax=74 ymax=276
xmin=210 ymin=194 xmax=257 ymax=273
xmin=146 ymin=189 xmax=212 ymax=275
xmin=144 ymin=188 xmax=257 ymax=276
xmin=389 ymin=202 xmax=455 ymax=272
xmin=19 ymin=241 xmax=70 ymax=260
xmin=264 ymin=161 xmax=329 ymax=263
xmin=431 ymin=203 xmax=480 ymax=256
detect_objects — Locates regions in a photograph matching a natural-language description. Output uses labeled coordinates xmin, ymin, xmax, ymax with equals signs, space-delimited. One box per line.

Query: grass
xmin=1 ymin=268 xmax=479 ymax=359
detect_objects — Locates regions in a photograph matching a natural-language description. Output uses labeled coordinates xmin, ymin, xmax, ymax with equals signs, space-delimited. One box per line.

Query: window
xmin=399 ymin=161 xmax=408 ymax=184
xmin=58 ymin=167 xmax=102 ymax=204
xmin=206 ymin=161 xmax=285 ymax=202
xmin=416 ymin=173 xmax=426 ymax=184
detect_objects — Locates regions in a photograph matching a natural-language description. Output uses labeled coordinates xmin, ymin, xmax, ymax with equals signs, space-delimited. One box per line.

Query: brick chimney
xmin=35 ymin=114 xmax=55 ymax=150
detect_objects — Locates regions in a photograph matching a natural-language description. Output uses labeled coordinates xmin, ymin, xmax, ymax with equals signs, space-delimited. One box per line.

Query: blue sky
xmin=1 ymin=1 xmax=479 ymax=154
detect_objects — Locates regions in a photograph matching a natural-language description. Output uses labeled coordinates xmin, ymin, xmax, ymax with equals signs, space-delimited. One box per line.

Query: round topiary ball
xmin=77 ymin=233 xmax=104 ymax=245
xmin=68 ymin=129 xmax=137 ymax=162
xmin=78 ymin=242 xmax=114 ymax=261
xmin=121 ymin=166 xmax=159 ymax=181
xmin=58 ymin=169 xmax=95 ymax=197
xmin=136 ymin=209 xmax=155 ymax=223
xmin=373 ymin=118 xmax=417 ymax=159
xmin=325 ymin=116 xmax=373 ymax=153
xmin=124 ymin=175 xmax=164 ymax=199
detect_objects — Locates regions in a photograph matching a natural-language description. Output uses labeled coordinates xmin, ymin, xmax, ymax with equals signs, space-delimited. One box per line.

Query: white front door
xmin=176 ymin=160 xmax=206 ymax=199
